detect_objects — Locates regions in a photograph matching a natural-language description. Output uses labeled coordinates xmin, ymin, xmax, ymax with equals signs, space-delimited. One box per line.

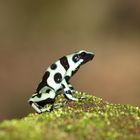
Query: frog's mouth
xmin=81 ymin=52 xmax=94 ymax=65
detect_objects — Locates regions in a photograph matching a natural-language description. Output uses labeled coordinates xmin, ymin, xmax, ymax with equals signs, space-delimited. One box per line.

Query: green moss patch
xmin=0 ymin=92 xmax=140 ymax=140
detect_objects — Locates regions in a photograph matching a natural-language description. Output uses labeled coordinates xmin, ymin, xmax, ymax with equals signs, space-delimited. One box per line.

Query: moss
xmin=0 ymin=92 xmax=140 ymax=140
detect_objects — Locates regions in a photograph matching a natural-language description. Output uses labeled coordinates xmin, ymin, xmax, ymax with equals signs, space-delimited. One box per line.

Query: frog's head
xmin=78 ymin=50 xmax=95 ymax=65
xmin=68 ymin=50 xmax=94 ymax=69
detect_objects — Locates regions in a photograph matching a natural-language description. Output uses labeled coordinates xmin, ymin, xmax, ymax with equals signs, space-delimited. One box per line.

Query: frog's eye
xmin=81 ymin=52 xmax=86 ymax=57
xmin=72 ymin=54 xmax=80 ymax=63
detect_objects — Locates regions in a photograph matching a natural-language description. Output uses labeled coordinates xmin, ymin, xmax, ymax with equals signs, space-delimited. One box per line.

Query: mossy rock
xmin=0 ymin=92 xmax=140 ymax=140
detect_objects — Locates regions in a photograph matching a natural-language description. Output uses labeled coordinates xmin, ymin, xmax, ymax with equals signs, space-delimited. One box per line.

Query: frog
xmin=28 ymin=50 xmax=95 ymax=113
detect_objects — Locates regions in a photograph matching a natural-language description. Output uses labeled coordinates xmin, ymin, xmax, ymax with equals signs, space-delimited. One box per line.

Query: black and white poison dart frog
xmin=28 ymin=50 xmax=95 ymax=113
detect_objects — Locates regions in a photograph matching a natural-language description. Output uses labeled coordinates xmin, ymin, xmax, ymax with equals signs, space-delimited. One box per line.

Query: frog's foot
xmin=53 ymin=102 xmax=65 ymax=109
xmin=78 ymin=96 xmax=87 ymax=101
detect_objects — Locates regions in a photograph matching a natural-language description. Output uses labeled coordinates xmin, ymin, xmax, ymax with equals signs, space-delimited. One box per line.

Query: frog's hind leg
xmin=28 ymin=89 xmax=56 ymax=114
xmin=29 ymin=101 xmax=54 ymax=114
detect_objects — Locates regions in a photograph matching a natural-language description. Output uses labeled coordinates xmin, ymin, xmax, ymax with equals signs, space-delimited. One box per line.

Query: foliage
xmin=0 ymin=92 xmax=140 ymax=140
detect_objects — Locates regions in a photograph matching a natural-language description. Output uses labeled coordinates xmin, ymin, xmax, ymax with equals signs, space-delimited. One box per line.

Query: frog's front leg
xmin=65 ymin=76 xmax=75 ymax=93
xmin=68 ymin=83 xmax=76 ymax=93
xmin=62 ymin=79 xmax=79 ymax=101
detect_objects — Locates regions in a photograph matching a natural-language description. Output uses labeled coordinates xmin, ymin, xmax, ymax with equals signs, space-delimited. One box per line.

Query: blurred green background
xmin=0 ymin=0 xmax=140 ymax=120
